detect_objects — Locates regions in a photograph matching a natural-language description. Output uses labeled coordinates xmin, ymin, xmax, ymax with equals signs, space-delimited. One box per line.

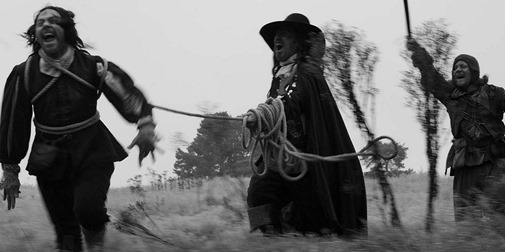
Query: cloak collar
xmin=450 ymin=82 xmax=482 ymax=99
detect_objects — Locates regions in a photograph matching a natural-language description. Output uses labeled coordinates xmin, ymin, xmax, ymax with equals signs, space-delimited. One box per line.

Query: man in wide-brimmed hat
xmin=246 ymin=13 xmax=367 ymax=237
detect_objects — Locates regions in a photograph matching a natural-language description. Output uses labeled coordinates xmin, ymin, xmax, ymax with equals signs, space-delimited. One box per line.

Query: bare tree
xmin=323 ymin=20 xmax=379 ymax=139
xmin=323 ymin=20 xmax=402 ymax=227
xmin=400 ymin=18 xmax=457 ymax=232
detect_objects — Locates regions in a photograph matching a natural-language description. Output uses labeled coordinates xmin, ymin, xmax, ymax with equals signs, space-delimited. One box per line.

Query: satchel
xmin=26 ymin=142 xmax=59 ymax=176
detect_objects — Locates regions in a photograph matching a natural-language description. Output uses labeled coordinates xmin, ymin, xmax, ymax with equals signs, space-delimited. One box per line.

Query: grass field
xmin=1 ymin=173 xmax=505 ymax=251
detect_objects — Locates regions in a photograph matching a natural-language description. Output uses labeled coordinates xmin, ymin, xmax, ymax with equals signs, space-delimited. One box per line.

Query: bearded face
xmin=273 ymin=28 xmax=299 ymax=62
xmin=35 ymin=9 xmax=70 ymax=59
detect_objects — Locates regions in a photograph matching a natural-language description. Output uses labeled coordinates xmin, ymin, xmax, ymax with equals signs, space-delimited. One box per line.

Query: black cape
xmin=278 ymin=63 xmax=367 ymax=234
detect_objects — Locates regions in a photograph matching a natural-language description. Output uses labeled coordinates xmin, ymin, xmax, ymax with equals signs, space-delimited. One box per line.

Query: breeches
xmin=37 ymin=161 xmax=114 ymax=247
xmin=453 ymin=159 xmax=505 ymax=221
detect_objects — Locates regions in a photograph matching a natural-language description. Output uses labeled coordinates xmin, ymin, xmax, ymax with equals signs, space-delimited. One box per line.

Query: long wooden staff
xmin=404 ymin=0 xmax=412 ymax=38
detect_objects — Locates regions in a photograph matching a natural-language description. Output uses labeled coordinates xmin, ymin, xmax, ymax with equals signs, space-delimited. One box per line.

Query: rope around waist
xmin=34 ymin=111 xmax=100 ymax=135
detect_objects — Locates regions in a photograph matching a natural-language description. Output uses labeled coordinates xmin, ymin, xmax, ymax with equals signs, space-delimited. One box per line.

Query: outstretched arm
xmin=96 ymin=59 xmax=158 ymax=165
xmin=406 ymin=38 xmax=453 ymax=102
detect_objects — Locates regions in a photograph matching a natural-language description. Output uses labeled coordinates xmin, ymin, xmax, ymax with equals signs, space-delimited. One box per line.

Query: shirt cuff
xmin=137 ymin=115 xmax=156 ymax=129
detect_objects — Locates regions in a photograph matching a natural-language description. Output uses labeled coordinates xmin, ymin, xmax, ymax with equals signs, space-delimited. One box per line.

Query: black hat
xmin=260 ymin=13 xmax=322 ymax=51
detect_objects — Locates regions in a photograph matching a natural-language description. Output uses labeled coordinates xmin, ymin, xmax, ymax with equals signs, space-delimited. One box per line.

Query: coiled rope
xmin=240 ymin=97 xmax=398 ymax=182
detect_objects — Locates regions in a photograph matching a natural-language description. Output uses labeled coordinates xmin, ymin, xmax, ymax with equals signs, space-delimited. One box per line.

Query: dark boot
xmin=58 ymin=235 xmax=83 ymax=251
xmin=82 ymin=227 xmax=106 ymax=252
xmin=248 ymin=204 xmax=273 ymax=232
xmin=248 ymin=203 xmax=287 ymax=236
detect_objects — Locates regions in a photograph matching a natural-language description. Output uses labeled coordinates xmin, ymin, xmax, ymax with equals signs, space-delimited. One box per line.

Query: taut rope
xmin=152 ymin=104 xmax=243 ymax=121
xmin=152 ymin=99 xmax=398 ymax=182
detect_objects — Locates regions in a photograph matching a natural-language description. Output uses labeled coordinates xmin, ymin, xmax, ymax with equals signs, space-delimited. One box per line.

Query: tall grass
xmin=1 ymin=173 xmax=505 ymax=251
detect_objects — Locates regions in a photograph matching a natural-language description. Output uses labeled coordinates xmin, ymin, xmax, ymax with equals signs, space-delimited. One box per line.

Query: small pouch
xmin=451 ymin=138 xmax=467 ymax=170
xmin=491 ymin=140 xmax=505 ymax=158
xmin=26 ymin=142 xmax=59 ymax=176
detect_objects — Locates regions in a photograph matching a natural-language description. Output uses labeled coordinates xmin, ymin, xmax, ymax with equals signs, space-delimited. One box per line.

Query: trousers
xmin=453 ymin=159 xmax=505 ymax=221
xmin=37 ymin=161 xmax=114 ymax=250
xmin=247 ymin=161 xmax=332 ymax=234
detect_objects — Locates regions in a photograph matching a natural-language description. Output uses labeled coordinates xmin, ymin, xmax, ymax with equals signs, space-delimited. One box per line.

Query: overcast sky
xmin=1 ymin=0 xmax=505 ymax=187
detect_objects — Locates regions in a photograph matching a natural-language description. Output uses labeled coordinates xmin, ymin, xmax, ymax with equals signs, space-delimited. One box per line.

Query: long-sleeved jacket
xmin=0 ymin=50 xmax=152 ymax=168
xmin=411 ymin=47 xmax=505 ymax=172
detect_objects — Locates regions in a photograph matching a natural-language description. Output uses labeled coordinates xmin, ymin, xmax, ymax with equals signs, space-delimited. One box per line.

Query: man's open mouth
xmin=43 ymin=33 xmax=56 ymax=42
xmin=275 ymin=43 xmax=284 ymax=51
xmin=455 ymin=73 xmax=465 ymax=79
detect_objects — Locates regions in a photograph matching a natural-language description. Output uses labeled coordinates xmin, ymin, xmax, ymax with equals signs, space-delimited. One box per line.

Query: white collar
xmin=279 ymin=54 xmax=298 ymax=67
xmin=39 ymin=47 xmax=75 ymax=77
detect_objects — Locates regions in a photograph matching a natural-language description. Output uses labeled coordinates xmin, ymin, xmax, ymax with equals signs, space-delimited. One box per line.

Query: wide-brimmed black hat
xmin=260 ymin=13 xmax=322 ymax=51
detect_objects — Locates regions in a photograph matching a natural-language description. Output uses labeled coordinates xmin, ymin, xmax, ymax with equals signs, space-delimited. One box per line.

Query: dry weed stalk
xmin=112 ymin=201 xmax=175 ymax=247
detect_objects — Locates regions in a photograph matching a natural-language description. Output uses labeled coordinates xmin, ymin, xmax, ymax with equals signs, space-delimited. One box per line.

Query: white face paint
xmin=35 ymin=9 xmax=70 ymax=59
xmin=453 ymin=60 xmax=472 ymax=87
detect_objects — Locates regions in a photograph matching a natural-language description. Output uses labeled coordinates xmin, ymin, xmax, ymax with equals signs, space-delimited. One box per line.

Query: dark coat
xmin=411 ymin=47 xmax=505 ymax=173
xmin=248 ymin=61 xmax=367 ymax=235
xmin=0 ymin=51 xmax=152 ymax=177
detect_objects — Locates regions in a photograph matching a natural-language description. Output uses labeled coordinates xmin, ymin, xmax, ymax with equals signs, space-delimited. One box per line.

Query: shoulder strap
xmin=24 ymin=55 xmax=33 ymax=96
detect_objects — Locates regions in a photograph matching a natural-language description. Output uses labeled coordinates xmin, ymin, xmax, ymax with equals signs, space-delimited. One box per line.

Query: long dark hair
xmin=22 ymin=6 xmax=86 ymax=53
